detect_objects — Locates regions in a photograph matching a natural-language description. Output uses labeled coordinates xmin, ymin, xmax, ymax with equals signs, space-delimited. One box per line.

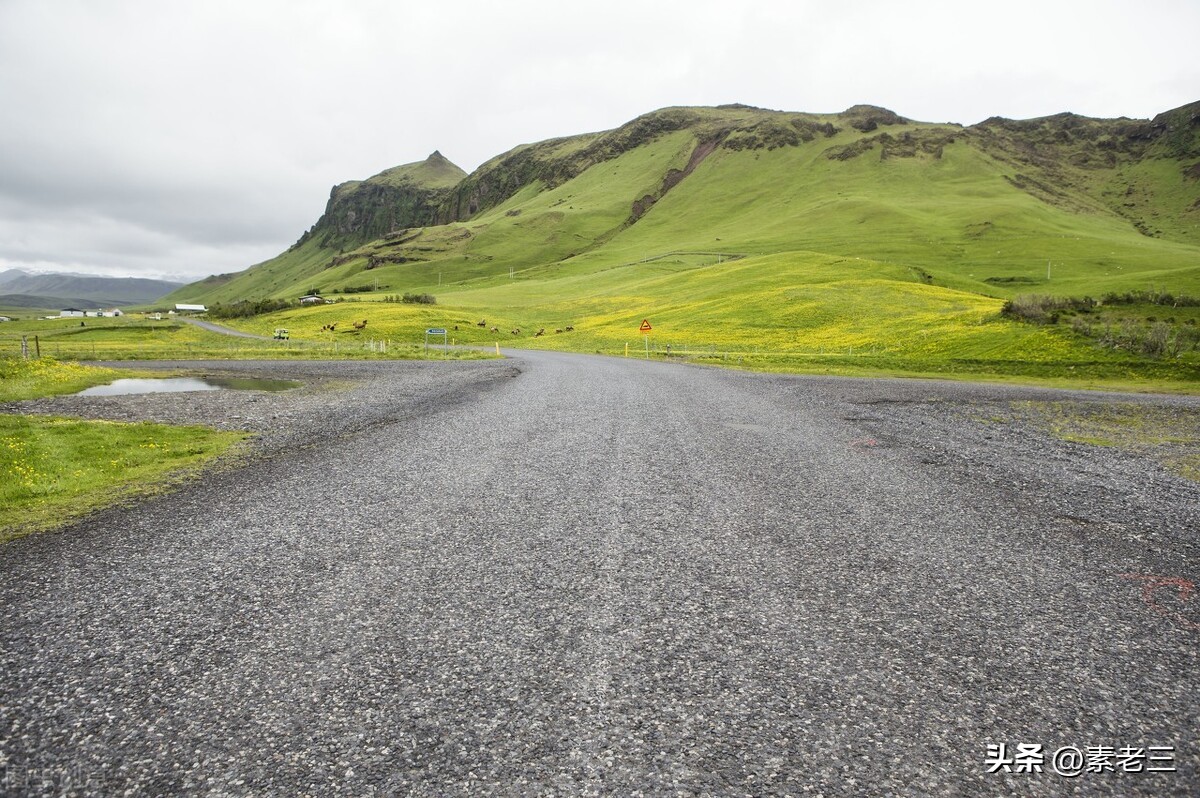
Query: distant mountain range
xmin=0 ymin=269 xmax=183 ymax=309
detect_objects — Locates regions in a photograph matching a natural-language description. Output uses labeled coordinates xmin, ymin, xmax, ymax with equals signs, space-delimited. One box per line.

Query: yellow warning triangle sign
xmin=639 ymin=319 xmax=652 ymax=332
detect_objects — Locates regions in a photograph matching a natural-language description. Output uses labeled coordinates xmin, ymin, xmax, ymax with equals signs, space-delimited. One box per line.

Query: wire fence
xmin=621 ymin=338 xmax=888 ymax=360
xmin=3 ymin=335 xmax=483 ymax=362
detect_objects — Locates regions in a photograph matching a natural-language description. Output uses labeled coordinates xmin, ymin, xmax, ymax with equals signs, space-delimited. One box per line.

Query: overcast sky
xmin=1 ymin=0 xmax=1197 ymax=282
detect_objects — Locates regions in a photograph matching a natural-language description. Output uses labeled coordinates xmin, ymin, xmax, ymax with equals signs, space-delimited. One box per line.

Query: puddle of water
xmin=76 ymin=376 xmax=300 ymax=396
xmin=204 ymin=376 xmax=301 ymax=392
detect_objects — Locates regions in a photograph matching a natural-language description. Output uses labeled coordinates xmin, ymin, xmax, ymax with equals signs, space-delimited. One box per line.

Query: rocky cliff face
xmin=294 ymin=151 xmax=466 ymax=250
xmin=1149 ymin=100 xmax=1200 ymax=158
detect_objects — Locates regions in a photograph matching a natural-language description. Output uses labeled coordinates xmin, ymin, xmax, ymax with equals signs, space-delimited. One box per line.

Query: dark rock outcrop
xmin=294 ymin=152 xmax=466 ymax=250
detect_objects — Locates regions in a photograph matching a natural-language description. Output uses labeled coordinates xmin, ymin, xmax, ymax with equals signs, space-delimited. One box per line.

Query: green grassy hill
xmin=165 ymin=101 xmax=1200 ymax=386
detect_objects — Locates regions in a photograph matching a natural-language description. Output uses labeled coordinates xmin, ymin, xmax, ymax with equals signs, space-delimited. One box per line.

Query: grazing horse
xmin=534 ymin=328 xmax=545 ymax=337
xmin=554 ymin=328 xmax=563 ymax=334
xmin=510 ymin=328 xmax=520 ymax=335
xmin=490 ymin=326 xmax=499 ymax=333
xmin=477 ymin=319 xmax=487 ymax=327
xmin=353 ymin=320 xmax=368 ymax=330
xmin=564 ymin=326 xmax=574 ymax=332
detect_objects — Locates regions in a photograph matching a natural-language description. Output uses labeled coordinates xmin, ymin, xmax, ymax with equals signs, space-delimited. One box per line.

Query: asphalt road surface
xmin=2 ymin=351 xmax=1198 ymax=796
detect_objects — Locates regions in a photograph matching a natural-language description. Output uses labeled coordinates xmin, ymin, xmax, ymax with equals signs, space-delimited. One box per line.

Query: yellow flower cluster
xmin=7 ymin=461 xmax=43 ymax=489
xmin=0 ymin=357 xmax=87 ymax=382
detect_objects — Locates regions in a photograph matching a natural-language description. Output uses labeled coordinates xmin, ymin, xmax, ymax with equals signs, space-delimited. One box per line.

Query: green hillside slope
xmin=177 ymin=102 xmax=1200 ymax=304
xmin=167 ymin=101 xmax=1200 ymax=385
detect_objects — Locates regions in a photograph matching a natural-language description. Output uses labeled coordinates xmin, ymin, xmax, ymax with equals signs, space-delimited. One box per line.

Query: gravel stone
xmin=1 ymin=353 xmax=1197 ymax=796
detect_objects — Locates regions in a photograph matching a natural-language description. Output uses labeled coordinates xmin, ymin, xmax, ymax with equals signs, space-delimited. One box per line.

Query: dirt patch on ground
xmin=628 ymin=135 xmax=725 ymax=224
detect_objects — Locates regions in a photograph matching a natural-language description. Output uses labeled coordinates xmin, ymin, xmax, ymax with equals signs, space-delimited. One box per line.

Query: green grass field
xmin=0 ymin=357 xmax=252 ymax=542
xmin=0 ymin=315 xmax=498 ymax=362
xmin=0 ymin=414 xmax=246 ymax=541
xmin=0 ymin=357 xmax=158 ymax=401
xmin=203 ymin=250 xmax=1200 ymax=391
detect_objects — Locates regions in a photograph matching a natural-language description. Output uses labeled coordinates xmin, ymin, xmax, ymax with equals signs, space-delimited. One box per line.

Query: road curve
xmin=177 ymin=316 xmax=272 ymax=339
xmin=1 ymin=351 xmax=1198 ymax=796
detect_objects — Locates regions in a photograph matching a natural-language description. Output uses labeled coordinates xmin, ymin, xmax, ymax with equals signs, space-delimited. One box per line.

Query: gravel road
xmin=1 ymin=352 xmax=1198 ymax=796
xmin=177 ymin=318 xmax=272 ymax=339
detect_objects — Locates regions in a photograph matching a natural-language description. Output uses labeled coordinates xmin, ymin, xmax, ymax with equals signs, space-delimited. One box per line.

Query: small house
xmin=175 ymin=303 xmax=207 ymax=314
xmin=101 ymin=308 xmax=123 ymax=317
xmin=299 ymin=295 xmax=324 ymax=305
xmin=60 ymin=308 xmax=85 ymax=317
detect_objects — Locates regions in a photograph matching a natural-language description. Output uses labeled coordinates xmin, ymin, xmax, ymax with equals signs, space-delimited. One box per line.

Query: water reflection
xmin=77 ymin=376 xmax=300 ymax=396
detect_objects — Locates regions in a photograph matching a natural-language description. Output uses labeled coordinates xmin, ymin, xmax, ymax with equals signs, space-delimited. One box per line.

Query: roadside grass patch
xmin=0 ymin=357 xmax=152 ymax=401
xmin=0 ymin=316 xmax=498 ymax=361
xmin=0 ymin=415 xmax=247 ymax=542
xmin=1015 ymin=400 xmax=1200 ymax=482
